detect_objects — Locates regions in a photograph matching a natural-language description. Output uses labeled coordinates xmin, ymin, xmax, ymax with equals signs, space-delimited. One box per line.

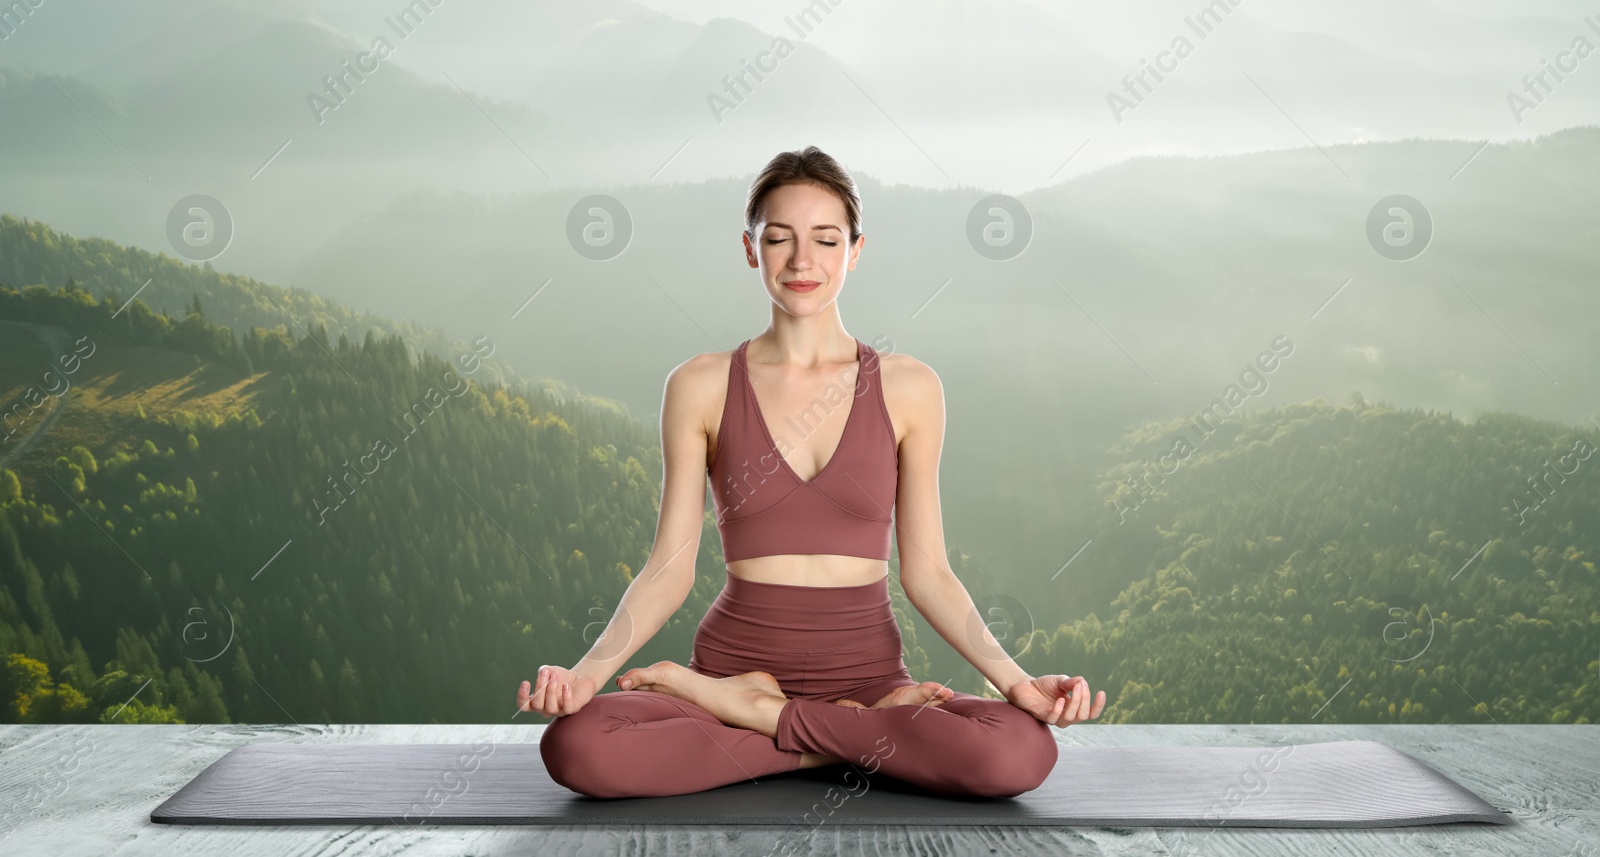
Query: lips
xmin=785 ymin=280 xmax=820 ymax=292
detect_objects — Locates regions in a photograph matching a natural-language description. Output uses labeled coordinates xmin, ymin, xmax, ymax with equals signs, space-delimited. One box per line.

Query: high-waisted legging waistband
xmin=687 ymin=572 xmax=911 ymax=701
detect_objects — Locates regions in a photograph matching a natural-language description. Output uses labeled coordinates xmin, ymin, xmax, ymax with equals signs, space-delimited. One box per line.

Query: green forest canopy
xmin=1 ymin=280 xmax=1596 ymax=724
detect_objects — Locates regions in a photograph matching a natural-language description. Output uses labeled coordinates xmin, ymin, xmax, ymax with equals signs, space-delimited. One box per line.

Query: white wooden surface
xmin=0 ymin=723 xmax=1590 ymax=856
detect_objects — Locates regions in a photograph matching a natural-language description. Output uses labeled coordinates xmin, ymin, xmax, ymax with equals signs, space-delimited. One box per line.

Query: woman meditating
xmin=522 ymin=145 xmax=1105 ymax=799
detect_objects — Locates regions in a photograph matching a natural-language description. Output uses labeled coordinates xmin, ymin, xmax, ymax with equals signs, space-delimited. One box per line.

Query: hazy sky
xmin=297 ymin=0 xmax=1600 ymax=189
xmin=4 ymin=0 xmax=1597 ymax=200
xmin=8 ymin=0 xmax=1586 ymax=192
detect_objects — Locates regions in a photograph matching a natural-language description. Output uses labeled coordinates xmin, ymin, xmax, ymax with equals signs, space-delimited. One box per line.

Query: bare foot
xmin=618 ymin=661 xmax=789 ymax=738
xmin=834 ymin=681 xmax=954 ymax=710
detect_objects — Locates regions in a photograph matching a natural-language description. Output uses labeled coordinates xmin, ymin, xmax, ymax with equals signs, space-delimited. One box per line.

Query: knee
xmin=539 ymin=707 xmax=631 ymax=799
xmin=538 ymin=711 xmax=589 ymax=794
xmin=958 ymin=713 xmax=1059 ymax=798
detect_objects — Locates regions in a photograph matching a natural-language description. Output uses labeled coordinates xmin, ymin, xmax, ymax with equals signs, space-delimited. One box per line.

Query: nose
xmin=788 ymin=241 xmax=814 ymax=272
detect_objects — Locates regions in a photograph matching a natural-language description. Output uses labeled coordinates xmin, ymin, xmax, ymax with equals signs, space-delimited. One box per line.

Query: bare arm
xmin=893 ymin=358 xmax=1033 ymax=695
xmin=568 ymin=354 xmax=713 ymax=690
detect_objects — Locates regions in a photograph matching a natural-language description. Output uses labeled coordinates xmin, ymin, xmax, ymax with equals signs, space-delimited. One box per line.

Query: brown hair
xmin=744 ymin=146 xmax=862 ymax=244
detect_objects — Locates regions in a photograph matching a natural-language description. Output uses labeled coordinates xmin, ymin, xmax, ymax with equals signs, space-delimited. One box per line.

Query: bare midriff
xmin=725 ymin=554 xmax=889 ymax=588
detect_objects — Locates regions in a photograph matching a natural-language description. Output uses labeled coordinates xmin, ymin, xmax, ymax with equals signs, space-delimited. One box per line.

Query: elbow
xmin=652 ymin=557 xmax=699 ymax=598
xmin=643 ymin=539 xmax=700 ymax=585
xmin=899 ymin=561 xmax=953 ymax=601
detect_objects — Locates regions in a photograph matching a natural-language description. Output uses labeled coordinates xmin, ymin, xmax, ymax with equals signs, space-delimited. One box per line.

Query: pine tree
xmin=337 ymin=657 xmax=361 ymax=720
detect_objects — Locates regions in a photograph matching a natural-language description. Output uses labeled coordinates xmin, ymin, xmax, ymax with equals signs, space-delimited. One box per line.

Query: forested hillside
xmin=0 ymin=257 xmax=963 ymax=725
xmin=998 ymin=401 xmax=1600 ymax=724
xmin=3 ymin=279 xmax=1596 ymax=724
xmin=0 ymin=283 xmax=755 ymax=723
xmin=0 ymin=215 xmax=594 ymax=412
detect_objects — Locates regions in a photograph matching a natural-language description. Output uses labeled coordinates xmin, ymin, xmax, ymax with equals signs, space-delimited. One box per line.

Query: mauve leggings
xmin=539 ymin=572 xmax=1058 ymax=799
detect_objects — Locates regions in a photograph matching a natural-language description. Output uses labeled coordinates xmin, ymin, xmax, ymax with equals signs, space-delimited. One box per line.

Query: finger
xmin=547 ymin=675 xmax=566 ymax=715
xmin=518 ymin=680 xmax=532 ymax=712
xmin=532 ymin=668 xmax=550 ymax=711
xmin=1063 ymin=683 xmax=1082 ymax=724
xmin=538 ymin=671 xmax=559 ymax=716
xmin=1090 ymin=690 xmax=1106 ymax=720
xmin=561 ymin=681 xmax=571 ymax=714
xmin=1048 ymin=694 xmax=1065 ymax=726
xmin=1071 ymin=678 xmax=1090 ymax=721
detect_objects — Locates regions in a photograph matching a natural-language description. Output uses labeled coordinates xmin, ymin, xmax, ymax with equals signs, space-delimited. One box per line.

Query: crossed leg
xmin=775 ymin=680 xmax=1060 ymax=797
xmin=539 ymin=671 xmax=944 ymax=798
xmin=539 ymin=683 xmax=803 ymax=799
xmin=539 ymin=662 xmax=1057 ymax=799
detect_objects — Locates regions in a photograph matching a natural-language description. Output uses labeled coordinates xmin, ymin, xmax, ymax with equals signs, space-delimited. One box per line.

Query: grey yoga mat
xmin=150 ymin=739 xmax=1512 ymax=827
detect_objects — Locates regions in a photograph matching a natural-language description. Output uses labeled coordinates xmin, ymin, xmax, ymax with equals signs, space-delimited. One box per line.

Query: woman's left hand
xmin=1005 ymin=675 xmax=1105 ymax=727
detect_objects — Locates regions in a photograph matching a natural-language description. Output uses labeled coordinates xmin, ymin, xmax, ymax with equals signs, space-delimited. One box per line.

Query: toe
xmin=618 ymin=668 xmax=646 ymax=689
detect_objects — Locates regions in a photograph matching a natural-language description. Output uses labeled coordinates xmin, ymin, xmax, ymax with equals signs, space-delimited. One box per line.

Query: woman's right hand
xmin=519 ymin=665 xmax=598 ymax=717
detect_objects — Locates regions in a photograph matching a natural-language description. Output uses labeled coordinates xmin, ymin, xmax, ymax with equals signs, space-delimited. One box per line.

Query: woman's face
xmin=745 ymin=182 xmax=862 ymax=315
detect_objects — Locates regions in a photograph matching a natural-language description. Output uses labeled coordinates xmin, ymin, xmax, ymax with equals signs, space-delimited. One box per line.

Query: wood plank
xmin=0 ymin=724 xmax=1591 ymax=856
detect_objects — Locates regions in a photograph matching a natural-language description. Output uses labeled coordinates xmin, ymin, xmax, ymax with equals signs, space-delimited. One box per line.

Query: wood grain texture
xmin=1 ymin=724 xmax=1593 ymax=856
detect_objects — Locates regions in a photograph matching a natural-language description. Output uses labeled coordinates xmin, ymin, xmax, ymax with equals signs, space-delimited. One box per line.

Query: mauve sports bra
xmin=708 ymin=337 xmax=899 ymax=562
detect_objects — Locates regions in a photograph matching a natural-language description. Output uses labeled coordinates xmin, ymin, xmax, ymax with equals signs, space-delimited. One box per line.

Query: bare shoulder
xmin=660 ymin=344 xmax=736 ymax=432
xmin=667 ymin=345 xmax=733 ymax=389
xmin=874 ymin=344 xmax=943 ymax=442
xmin=878 ymin=344 xmax=942 ymax=400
